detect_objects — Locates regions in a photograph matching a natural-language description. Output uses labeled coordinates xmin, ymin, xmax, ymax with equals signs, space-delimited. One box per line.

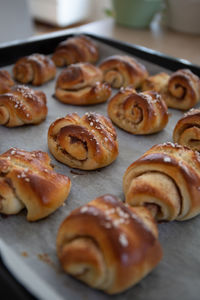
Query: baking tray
xmin=0 ymin=32 xmax=200 ymax=300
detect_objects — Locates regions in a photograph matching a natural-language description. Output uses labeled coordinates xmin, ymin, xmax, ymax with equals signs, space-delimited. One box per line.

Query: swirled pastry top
xmin=0 ymin=70 xmax=15 ymax=94
xmin=173 ymin=108 xmax=200 ymax=151
xmin=99 ymin=55 xmax=148 ymax=89
xmin=0 ymin=85 xmax=47 ymax=127
xmin=48 ymin=112 xmax=119 ymax=170
xmin=56 ymin=63 xmax=103 ymax=90
xmin=55 ymin=63 xmax=111 ymax=105
xmin=123 ymin=142 xmax=200 ymax=221
xmin=0 ymin=148 xmax=71 ymax=221
xmin=57 ymin=194 xmax=162 ymax=294
xmin=52 ymin=35 xmax=99 ymax=67
xmin=13 ymin=53 xmax=56 ymax=86
xmin=142 ymin=69 xmax=200 ymax=110
xmin=108 ymin=87 xmax=168 ymax=134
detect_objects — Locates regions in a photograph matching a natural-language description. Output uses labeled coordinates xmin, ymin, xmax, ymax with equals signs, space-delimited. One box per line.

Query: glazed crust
xmin=0 ymin=85 xmax=47 ymax=127
xmin=107 ymin=87 xmax=168 ymax=134
xmin=48 ymin=112 xmax=119 ymax=170
xmin=57 ymin=194 xmax=162 ymax=294
xmin=0 ymin=148 xmax=71 ymax=221
xmin=142 ymin=69 xmax=200 ymax=110
xmin=0 ymin=70 xmax=15 ymax=94
xmin=99 ymin=55 xmax=148 ymax=89
xmin=52 ymin=35 xmax=99 ymax=67
xmin=123 ymin=142 xmax=200 ymax=221
xmin=173 ymin=108 xmax=200 ymax=151
xmin=55 ymin=63 xmax=111 ymax=105
xmin=13 ymin=53 xmax=56 ymax=86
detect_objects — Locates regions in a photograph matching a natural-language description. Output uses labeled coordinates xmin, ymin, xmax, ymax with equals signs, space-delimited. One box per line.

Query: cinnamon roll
xmin=99 ymin=55 xmax=148 ymax=89
xmin=0 ymin=85 xmax=47 ymax=127
xmin=52 ymin=35 xmax=99 ymax=67
xmin=13 ymin=53 xmax=56 ymax=86
xmin=0 ymin=148 xmax=71 ymax=221
xmin=123 ymin=142 xmax=200 ymax=221
xmin=55 ymin=63 xmax=111 ymax=105
xmin=57 ymin=194 xmax=162 ymax=294
xmin=48 ymin=112 xmax=119 ymax=170
xmin=108 ymin=87 xmax=169 ymax=134
xmin=142 ymin=69 xmax=200 ymax=110
xmin=173 ymin=108 xmax=200 ymax=151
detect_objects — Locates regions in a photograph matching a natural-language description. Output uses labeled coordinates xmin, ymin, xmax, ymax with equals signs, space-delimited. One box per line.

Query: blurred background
xmin=0 ymin=0 xmax=199 ymax=66
xmin=0 ymin=0 xmax=200 ymax=44
xmin=0 ymin=0 xmax=112 ymax=43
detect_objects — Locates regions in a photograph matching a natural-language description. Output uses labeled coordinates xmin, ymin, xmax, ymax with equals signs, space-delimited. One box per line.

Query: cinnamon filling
xmin=173 ymin=84 xmax=187 ymax=99
xmin=131 ymin=105 xmax=143 ymax=124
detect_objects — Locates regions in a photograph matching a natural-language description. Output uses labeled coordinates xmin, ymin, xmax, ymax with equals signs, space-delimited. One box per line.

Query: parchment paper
xmin=1 ymin=40 xmax=200 ymax=300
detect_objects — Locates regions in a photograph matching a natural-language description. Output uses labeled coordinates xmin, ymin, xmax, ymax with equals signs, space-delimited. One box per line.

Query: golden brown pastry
xmin=55 ymin=63 xmax=111 ymax=105
xmin=13 ymin=53 xmax=56 ymax=86
xmin=123 ymin=142 xmax=200 ymax=221
xmin=142 ymin=69 xmax=200 ymax=110
xmin=0 ymin=70 xmax=14 ymax=94
xmin=99 ymin=55 xmax=148 ymax=89
xmin=0 ymin=85 xmax=47 ymax=127
xmin=108 ymin=87 xmax=168 ymax=134
xmin=141 ymin=72 xmax=169 ymax=95
xmin=57 ymin=194 xmax=162 ymax=294
xmin=48 ymin=112 xmax=119 ymax=170
xmin=0 ymin=148 xmax=71 ymax=221
xmin=52 ymin=35 xmax=99 ymax=67
xmin=173 ymin=108 xmax=200 ymax=151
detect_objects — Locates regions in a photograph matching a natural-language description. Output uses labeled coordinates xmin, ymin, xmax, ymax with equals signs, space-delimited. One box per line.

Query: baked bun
xmin=141 ymin=72 xmax=170 ymax=94
xmin=173 ymin=108 xmax=200 ymax=151
xmin=57 ymin=194 xmax=162 ymax=294
xmin=108 ymin=87 xmax=168 ymax=134
xmin=0 ymin=85 xmax=47 ymax=127
xmin=13 ymin=53 xmax=56 ymax=86
xmin=165 ymin=69 xmax=200 ymax=110
xmin=48 ymin=112 xmax=119 ymax=170
xmin=55 ymin=63 xmax=111 ymax=105
xmin=99 ymin=55 xmax=148 ymax=89
xmin=0 ymin=70 xmax=14 ymax=94
xmin=0 ymin=148 xmax=71 ymax=221
xmin=123 ymin=142 xmax=200 ymax=221
xmin=52 ymin=35 xmax=99 ymax=67
xmin=142 ymin=69 xmax=200 ymax=110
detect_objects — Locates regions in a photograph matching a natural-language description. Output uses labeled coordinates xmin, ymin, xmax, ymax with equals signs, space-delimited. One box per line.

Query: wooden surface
xmin=35 ymin=18 xmax=200 ymax=66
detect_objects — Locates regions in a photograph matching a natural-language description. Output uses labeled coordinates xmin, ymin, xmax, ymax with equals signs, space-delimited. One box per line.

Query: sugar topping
xmin=80 ymin=205 xmax=99 ymax=216
xmin=119 ymin=233 xmax=129 ymax=247
xmin=103 ymin=222 xmax=112 ymax=229
xmin=140 ymin=92 xmax=161 ymax=104
xmin=184 ymin=108 xmax=200 ymax=117
xmin=80 ymin=206 xmax=89 ymax=213
xmin=10 ymin=150 xmax=16 ymax=155
xmin=16 ymin=85 xmax=37 ymax=101
xmin=161 ymin=142 xmax=182 ymax=148
xmin=116 ymin=206 xmax=129 ymax=218
xmin=163 ymin=156 xmax=171 ymax=163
